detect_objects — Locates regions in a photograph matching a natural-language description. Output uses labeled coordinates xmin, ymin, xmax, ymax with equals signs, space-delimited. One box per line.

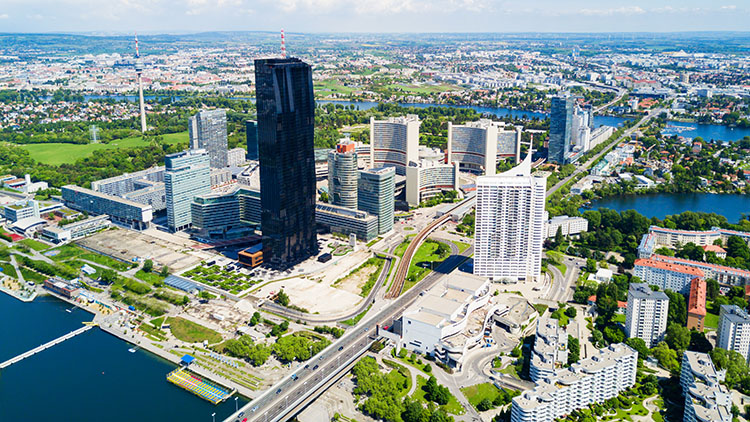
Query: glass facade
xmin=245 ymin=120 xmax=258 ymax=161
xmin=165 ymin=150 xmax=211 ymax=232
xmin=358 ymin=167 xmax=395 ymax=235
xmin=189 ymin=109 xmax=228 ymax=168
xmin=255 ymin=58 xmax=318 ymax=268
xmin=548 ymin=96 xmax=573 ymax=164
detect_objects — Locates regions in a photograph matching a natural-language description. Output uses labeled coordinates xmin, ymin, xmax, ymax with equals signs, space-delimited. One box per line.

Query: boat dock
xmin=0 ymin=324 xmax=94 ymax=369
xmin=167 ymin=367 xmax=235 ymax=404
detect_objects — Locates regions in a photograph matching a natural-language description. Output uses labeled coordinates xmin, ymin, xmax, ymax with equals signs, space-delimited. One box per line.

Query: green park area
xmin=21 ymin=132 xmax=188 ymax=166
xmin=385 ymin=83 xmax=461 ymax=94
xmin=403 ymin=239 xmax=451 ymax=292
xmin=166 ymin=316 xmax=223 ymax=344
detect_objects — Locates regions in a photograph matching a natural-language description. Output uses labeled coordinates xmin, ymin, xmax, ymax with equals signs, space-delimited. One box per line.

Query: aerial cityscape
xmin=1 ymin=3 xmax=750 ymax=422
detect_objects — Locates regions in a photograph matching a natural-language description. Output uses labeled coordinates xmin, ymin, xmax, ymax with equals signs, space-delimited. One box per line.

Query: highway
xmin=546 ymin=104 xmax=667 ymax=197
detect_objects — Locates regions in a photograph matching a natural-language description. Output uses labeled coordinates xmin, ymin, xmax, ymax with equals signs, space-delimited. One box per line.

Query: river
xmin=585 ymin=193 xmax=750 ymax=222
xmin=73 ymin=95 xmax=750 ymax=142
xmin=0 ymin=293 xmax=247 ymax=422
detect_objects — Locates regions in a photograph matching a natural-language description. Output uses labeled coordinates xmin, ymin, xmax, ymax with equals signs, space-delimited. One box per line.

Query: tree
xmin=99 ymin=269 xmax=118 ymax=284
xmin=625 ymin=337 xmax=649 ymax=358
xmin=664 ymin=290 xmax=687 ymax=326
xmin=142 ymin=259 xmax=153 ymax=273
xmin=585 ymin=258 xmax=598 ymax=273
xmin=554 ymin=227 xmax=564 ymax=248
xmin=276 ymin=289 xmax=290 ymax=306
xmin=568 ymin=335 xmax=580 ymax=365
xmin=477 ymin=398 xmax=493 ymax=411
xmin=603 ymin=326 xmax=624 ymax=344
xmin=665 ymin=323 xmax=691 ymax=352
xmin=402 ymin=399 xmax=429 ymax=422
xmin=727 ymin=236 xmax=750 ymax=261
xmin=689 ymin=330 xmax=713 ymax=353
xmin=249 ymin=311 xmax=261 ymax=326
xmin=706 ymin=279 xmax=720 ymax=301
xmin=651 ymin=341 xmax=680 ymax=374
xmin=565 ymin=307 xmax=577 ymax=318
xmin=160 ymin=265 xmax=170 ymax=277
xmin=424 ymin=376 xmax=450 ymax=405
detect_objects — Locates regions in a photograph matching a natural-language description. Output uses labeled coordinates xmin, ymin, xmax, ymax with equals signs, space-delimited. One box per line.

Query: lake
xmin=585 ymin=193 xmax=750 ymax=222
xmin=0 ymin=293 xmax=247 ymax=422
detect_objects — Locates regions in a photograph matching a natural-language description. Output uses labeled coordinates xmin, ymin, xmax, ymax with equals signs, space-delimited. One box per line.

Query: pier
xmin=0 ymin=324 xmax=94 ymax=369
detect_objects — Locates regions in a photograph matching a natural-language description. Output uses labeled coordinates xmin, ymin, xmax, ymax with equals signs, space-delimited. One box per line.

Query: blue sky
xmin=0 ymin=0 xmax=748 ymax=33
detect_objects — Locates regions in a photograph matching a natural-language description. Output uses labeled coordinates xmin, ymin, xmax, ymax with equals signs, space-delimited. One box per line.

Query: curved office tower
xmin=474 ymin=152 xmax=547 ymax=282
xmin=447 ymin=119 xmax=499 ymax=175
xmin=255 ymin=58 xmax=318 ymax=268
xmin=328 ymin=140 xmax=358 ymax=209
xmin=370 ymin=115 xmax=420 ymax=176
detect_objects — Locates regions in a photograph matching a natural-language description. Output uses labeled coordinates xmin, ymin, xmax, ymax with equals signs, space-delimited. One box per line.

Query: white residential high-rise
xmin=511 ymin=343 xmax=638 ymax=422
xmin=624 ymin=283 xmax=669 ymax=348
xmin=474 ymin=152 xmax=547 ymax=282
xmin=680 ymin=351 xmax=731 ymax=422
xmin=370 ymin=115 xmax=420 ymax=175
xmin=717 ymin=305 xmax=750 ymax=364
xmin=447 ymin=119 xmax=499 ymax=175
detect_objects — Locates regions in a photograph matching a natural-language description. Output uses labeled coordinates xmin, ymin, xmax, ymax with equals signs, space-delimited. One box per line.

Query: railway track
xmin=384 ymin=198 xmax=473 ymax=299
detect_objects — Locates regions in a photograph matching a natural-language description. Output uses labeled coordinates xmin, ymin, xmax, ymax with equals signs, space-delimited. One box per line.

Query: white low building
xmin=511 ymin=343 xmax=638 ymax=422
xmin=380 ymin=273 xmax=494 ymax=369
xmin=545 ymin=215 xmax=588 ymax=238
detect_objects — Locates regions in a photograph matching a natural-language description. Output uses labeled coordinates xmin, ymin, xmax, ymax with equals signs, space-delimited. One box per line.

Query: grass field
xmin=403 ymin=240 xmax=450 ymax=292
xmin=19 ymin=239 xmax=50 ymax=252
xmin=453 ymin=241 xmax=470 ymax=253
xmin=135 ymin=270 xmax=166 ymax=285
xmin=314 ymin=79 xmax=359 ymax=96
xmin=705 ymin=309 xmax=720 ymax=330
xmin=167 ymin=316 xmax=222 ymax=344
xmin=21 ymin=132 xmax=188 ymax=166
xmin=386 ymin=83 xmax=461 ymax=94
xmin=460 ymin=383 xmax=502 ymax=408
xmin=80 ymin=252 xmax=136 ymax=271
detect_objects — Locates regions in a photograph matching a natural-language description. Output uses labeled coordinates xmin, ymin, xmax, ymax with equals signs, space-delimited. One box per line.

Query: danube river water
xmin=586 ymin=193 xmax=750 ymax=222
xmin=0 ymin=293 xmax=247 ymax=422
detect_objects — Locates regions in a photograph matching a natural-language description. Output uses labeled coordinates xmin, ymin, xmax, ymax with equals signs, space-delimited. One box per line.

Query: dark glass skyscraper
xmin=245 ymin=120 xmax=258 ymax=161
xmin=548 ymin=95 xmax=574 ymax=164
xmin=255 ymin=58 xmax=318 ymax=268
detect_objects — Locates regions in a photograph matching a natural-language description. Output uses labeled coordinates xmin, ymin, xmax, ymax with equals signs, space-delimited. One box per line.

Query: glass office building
xmin=246 ymin=120 xmax=258 ymax=161
xmin=358 ymin=167 xmax=395 ymax=235
xmin=165 ymin=149 xmax=211 ymax=232
xmin=548 ymin=95 xmax=574 ymax=164
xmin=189 ymin=109 xmax=228 ymax=168
xmin=255 ymin=58 xmax=318 ymax=268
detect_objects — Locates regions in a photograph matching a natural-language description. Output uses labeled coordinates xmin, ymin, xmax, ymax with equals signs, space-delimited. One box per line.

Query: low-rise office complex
xmin=511 ymin=343 xmax=638 ymax=422
xmin=315 ymin=203 xmax=378 ymax=241
xmin=624 ymin=283 xmax=669 ymax=348
xmin=41 ymin=215 xmax=111 ymax=244
xmin=530 ymin=315 xmax=568 ymax=383
xmin=62 ymin=185 xmax=153 ymax=230
xmin=680 ymin=351 xmax=731 ymax=422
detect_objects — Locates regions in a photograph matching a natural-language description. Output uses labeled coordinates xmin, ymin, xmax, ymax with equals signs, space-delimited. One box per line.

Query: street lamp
xmin=211 ymin=412 xmax=216 ymax=422
xmin=235 ymin=396 xmax=239 ymax=412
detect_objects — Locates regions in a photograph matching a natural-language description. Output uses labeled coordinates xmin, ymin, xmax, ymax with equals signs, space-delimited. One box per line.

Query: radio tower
xmin=134 ymin=33 xmax=147 ymax=133
xmin=280 ymin=29 xmax=286 ymax=59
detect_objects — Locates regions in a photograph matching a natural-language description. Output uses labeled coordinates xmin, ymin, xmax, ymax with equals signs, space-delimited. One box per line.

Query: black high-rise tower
xmin=255 ymin=58 xmax=318 ymax=268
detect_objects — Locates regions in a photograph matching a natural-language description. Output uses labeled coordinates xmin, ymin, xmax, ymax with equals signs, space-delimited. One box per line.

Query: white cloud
xmin=0 ymin=13 xmax=8 ymax=19
xmin=270 ymin=0 xmax=487 ymax=15
xmin=578 ymin=6 xmax=645 ymax=16
xmin=721 ymin=5 xmax=737 ymax=10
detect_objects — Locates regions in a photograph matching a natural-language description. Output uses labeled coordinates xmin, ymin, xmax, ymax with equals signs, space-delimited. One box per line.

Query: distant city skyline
xmin=1 ymin=1 xmax=748 ymax=33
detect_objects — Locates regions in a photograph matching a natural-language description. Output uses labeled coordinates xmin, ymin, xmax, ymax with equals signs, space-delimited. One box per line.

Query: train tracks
xmin=384 ymin=199 xmax=472 ymax=299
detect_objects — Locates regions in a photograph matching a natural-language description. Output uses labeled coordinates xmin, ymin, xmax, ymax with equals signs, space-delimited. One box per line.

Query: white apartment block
xmin=680 ymin=351 xmax=731 ymax=422
xmin=447 ymin=119 xmax=499 ymax=175
xmin=633 ymin=258 xmax=705 ymax=294
xmin=474 ymin=153 xmax=547 ymax=282
xmin=624 ymin=283 xmax=669 ymax=348
xmin=370 ymin=115 xmax=420 ymax=176
xmin=511 ymin=343 xmax=638 ymax=422
xmin=545 ymin=215 xmax=589 ymax=238
xmin=227 ymin=147 xmax=247 ymax=168
xmin=717 ymin=305 xmax=750 ymax=364
xmin=530 ymin=315 xmax=569 ymax=383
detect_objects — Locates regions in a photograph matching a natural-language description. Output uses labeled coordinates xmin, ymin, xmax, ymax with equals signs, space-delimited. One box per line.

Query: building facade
xmin=358 ymin=167 xmax=395 ymax=235
xmin=511 ymin=344 xmax=638 ymax=422
xmin=474 ymin=153 xmax=547 ymax=282
xmin=164 ymin=149 xmax=211 ymax=232
xmin=62 ymin=185 xmax=153 ymax=230
xmin=245 ymin=120 xmax=258 ymax=161
xmin=315 ymin=203 xmax=378 ymax=241
xmin=548 ymin=95 xmax=574 ymax=164
xmin=680 ymin=351 xmax=731 ymax=422
xmin=633 ymin=258 xmax=705 ymax=294
xmin=405 ymin=160 xmax=459 ymax=207
xmin=41 ymin=215 xmax=111 ymax=244
xmin=188 ymin=109 xmax=228 ymax=168
xmin=649 ymin=254 xmax=750 ymax=286
xmin=370 ymin=115 xmax=420 ymax=175
xmin=191 ymin=192 xmax=252 ymax=240
xmin=447 ymin=119 xmax=499 ymax=175
xmin=328 ymin=140 xmax=359 ymax=209
xmin=545 ymin=215 xmax=589 ymax=238
xmin=688 ymin=278 xmax=707 ymax=332
xmin=255 ymin=58 xmax=318 ymax=268
xmin=717 ymin=305 xmax=750 ymax=364
xmin=3 ymin=199 xmax=40 ymax=223
xmin=624 ymin=283 xmax=669 ymax=348
xmin=227 ymin=147 xmax=246 ymax=168
xmin=530 ymin=315 xmax=569 ymax=383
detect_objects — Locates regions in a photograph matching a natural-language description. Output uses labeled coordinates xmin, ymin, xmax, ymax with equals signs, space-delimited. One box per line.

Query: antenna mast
xmin=281 ymin=29 xmax=287 ymax=59
xmin=134 ymin=32 xmax=147 ymax=133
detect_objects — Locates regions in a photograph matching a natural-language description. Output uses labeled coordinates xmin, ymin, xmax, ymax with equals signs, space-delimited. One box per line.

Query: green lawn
xmin=452 ymin=241 xmax=470 ymax=253
xmin=403 ymin=240 xmax=450 ymax=292
xmin=47 ymin=244 xmax=86 ymax=261
xmin=412 ymin=375 xmax=465 ymax=415
xmin=612 ymin=313 xmax=626 ymax=324
xmin=80 ymin=253 xmax=136 ymax=271
xmin=20 ymin=132 xmax=188 ymax=166
xmin=0 ymin=264 xmax=18 ymax=278
xmin=19 ymin=238 xmax=50 ymax=251
xmin=20 ymin=267 xmax=46 ymax=283
xmin=460 ymin=383 xmax=503 ymax=408
xmin=499 ymin=365 xmax=520 ymax=379
xmin=705 ymin=310 xmax=720 ymax=330
xmin=314 ymin=79 xmax=359 ymax=96
xmin=166 ymin=316 xmax=223 ymax=344
xmin=385 ymin=83 xmax=460 ymax=94
xmin=135 ymin=270 xmax=166 ymax=285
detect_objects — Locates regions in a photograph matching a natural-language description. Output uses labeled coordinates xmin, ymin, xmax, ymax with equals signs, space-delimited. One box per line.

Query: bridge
xmin=224 ymin=197 xmax=475 ymax=422
xmin=0 ymin=324 xmax=94 ymax=369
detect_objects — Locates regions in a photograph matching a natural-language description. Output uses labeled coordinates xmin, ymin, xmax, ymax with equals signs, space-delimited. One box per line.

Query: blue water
xmin=0 ymin=293 xmax=247 ymax=422
xmin=59 ymin=95 xmax=750 ymax=143
xmin=585 ymin=193 xmax=750 ymax=222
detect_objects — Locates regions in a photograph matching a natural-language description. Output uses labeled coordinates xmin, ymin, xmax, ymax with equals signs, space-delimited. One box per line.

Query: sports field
xmin=21 ymin=132 xmax=188 ymax=166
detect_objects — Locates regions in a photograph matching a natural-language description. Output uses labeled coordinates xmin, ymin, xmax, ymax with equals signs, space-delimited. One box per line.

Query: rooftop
xmin=634 ymin=257 xmax=705 ymax=277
